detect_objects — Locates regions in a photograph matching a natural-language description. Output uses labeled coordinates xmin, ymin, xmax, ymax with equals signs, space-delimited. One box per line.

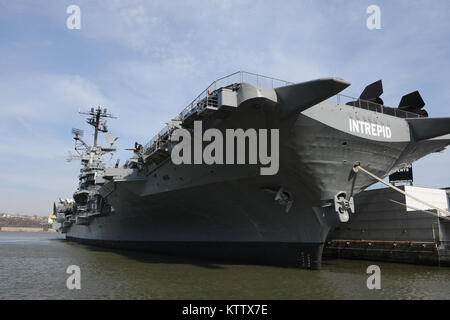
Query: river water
xmin=0 ymin=232 xmax=448 ymax=300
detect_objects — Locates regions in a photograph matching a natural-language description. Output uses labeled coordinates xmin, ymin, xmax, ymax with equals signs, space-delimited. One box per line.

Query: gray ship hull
xmin=63 ymin=76 xmax=450 ymax=269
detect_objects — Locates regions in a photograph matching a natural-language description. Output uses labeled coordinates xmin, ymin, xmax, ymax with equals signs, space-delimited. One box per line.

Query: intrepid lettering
xmin=349 ymin=119 xmax=391 ymax=138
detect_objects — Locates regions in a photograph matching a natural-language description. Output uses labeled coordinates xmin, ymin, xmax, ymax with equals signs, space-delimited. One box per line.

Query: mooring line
xmin=353 ymin=164 xmax=450 ymax=219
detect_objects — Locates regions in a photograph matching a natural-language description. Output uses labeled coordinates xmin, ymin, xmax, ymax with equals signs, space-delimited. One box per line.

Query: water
xmin=0 ymin=232 xmax=449 ymax=300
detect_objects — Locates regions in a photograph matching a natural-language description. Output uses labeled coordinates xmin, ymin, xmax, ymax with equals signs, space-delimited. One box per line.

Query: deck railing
xmin=143 ymin=75 xmax=425 ymax=153
xmin=336 ymin=94 xmax=424 ymax=119
xmin=175 ymin=71 xmax=293 ymax=121
xmin=144 ymin=71 xmax=293 ymax=151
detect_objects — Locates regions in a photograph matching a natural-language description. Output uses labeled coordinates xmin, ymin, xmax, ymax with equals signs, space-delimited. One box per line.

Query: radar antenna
xmin=79 ymin=106 xmax=117 ymax=147
xmin=71 ymin=127 xmax=89 ymax=155
xmin=71 ymin=128 xmax=84 ymax=138
xmin=106 ymin=132 xmax=120 ymax=146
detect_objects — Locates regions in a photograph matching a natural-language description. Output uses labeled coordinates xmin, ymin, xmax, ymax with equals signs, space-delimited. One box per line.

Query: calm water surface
xmin=0 ymin=232 xmax=449 ymax=300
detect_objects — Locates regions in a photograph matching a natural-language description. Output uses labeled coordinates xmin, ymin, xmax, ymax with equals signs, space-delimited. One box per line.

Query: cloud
xmin=80 ymin=1 xmax=164 ymax=52
xmin=1 ymin=0 xmax=449 ymax=215
xmin=0 ymin=73 xmax=110 ymax=122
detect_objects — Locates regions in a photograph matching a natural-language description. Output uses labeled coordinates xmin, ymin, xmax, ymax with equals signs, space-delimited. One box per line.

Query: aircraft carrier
xmin=52 ymin=71 xmax=450 ymax=269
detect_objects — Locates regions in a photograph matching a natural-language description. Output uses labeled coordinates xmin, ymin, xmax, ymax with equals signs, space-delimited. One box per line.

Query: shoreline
xmin=0 ymin=227 xmax=57 ymax=233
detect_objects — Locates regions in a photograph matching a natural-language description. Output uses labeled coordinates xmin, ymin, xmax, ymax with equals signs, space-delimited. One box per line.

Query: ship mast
xmin=79 ymin=106 xmax=117 ymax=147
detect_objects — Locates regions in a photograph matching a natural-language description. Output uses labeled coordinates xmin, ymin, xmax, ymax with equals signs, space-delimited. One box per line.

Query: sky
xmin=0 ymin=0 xmax=449 ymax=215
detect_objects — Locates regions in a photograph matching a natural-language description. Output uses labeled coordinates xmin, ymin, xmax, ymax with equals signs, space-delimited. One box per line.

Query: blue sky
xmin=0 ymin=0 xmax=449 ymax=215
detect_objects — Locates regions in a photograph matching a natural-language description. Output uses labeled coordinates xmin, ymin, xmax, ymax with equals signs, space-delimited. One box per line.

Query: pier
xmin=324 ymin=186 xmax=450 ymax=266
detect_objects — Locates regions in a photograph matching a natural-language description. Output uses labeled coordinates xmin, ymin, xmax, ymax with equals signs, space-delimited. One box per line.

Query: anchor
xmin=334 ymin=191 xmax=354 ymax=222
